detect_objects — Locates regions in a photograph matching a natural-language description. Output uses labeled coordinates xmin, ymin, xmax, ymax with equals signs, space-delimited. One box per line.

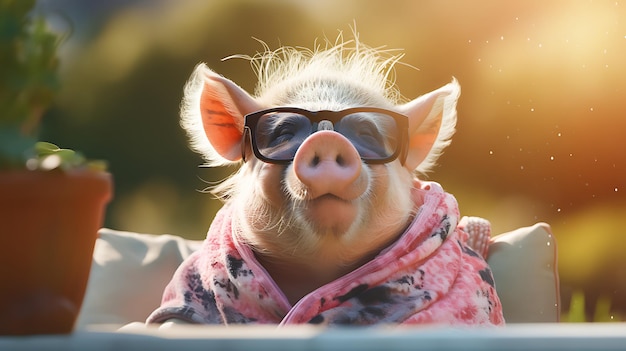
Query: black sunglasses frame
xmin=242 ymin=107 xmax=409 ymax=165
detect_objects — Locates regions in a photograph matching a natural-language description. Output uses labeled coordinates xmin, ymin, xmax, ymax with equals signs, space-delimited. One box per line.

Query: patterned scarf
xmin=147 ymin=182 xmax=504 ymax=326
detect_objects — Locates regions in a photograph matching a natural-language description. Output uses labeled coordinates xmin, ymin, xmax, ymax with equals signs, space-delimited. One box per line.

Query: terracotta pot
xmin=0 ymin=169 xmax=112 ymax=335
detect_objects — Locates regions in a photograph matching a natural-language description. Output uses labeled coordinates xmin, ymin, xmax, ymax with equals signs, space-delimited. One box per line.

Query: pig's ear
xmin=398 ymin=79 xmax=460 ymax=174
xmin=180 ymin=63 xmax=262 ymax=165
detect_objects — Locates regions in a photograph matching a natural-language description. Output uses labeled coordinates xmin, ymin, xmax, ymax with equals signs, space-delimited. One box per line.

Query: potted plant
xmin=0 ymin=0 xmax=112 ymax=335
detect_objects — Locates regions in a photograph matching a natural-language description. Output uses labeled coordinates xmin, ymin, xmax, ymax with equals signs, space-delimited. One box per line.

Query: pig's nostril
xmin=336 ymin=155 xmax=345 ymax=166
xmin=311 ymin=155 xmax=320 ymax=167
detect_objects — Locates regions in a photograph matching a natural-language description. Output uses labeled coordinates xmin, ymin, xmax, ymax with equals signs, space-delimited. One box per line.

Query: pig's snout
xmin=291 ymin=131 xmax=368 ymax=200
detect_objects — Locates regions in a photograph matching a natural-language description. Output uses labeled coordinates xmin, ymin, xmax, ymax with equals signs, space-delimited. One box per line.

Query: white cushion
xmin=488 ymin=223 xmax=560 ymax=323
xmin=76 ymin=230 xmax=201 ymax=328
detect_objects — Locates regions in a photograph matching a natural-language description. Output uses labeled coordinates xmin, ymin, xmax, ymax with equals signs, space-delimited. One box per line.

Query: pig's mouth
xmin=303 ymin=194 xmax=358 ymax=235
xmin=314 ymin=193 xmax=349 ymax=202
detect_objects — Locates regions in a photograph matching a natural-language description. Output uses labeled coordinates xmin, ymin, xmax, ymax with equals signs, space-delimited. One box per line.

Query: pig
xmin=147 ymin=39 xmax=504 ymax=326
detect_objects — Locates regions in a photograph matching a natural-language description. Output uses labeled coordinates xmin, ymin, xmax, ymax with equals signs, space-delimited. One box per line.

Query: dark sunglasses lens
xmin=254 ymin=112 xmax=311 ymax=161
xmin=335 ymin=112 xmax=399 ymax=160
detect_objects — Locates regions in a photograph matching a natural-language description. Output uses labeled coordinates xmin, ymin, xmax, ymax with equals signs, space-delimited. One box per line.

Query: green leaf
xmin=34 ymin=141 xmax=59 ymax=155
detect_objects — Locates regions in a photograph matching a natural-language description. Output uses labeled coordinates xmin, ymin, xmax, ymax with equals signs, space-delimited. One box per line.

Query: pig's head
xmin=181 ymin=43 xmax=460 ymax=279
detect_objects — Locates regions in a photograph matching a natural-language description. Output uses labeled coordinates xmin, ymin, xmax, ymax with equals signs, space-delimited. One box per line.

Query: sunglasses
xmin=242 ymin=107 xmax=409 ymax=165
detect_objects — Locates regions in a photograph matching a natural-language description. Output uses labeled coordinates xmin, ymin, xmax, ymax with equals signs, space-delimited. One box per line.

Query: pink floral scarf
xmin=147 ymin=182 xmax=504 ymax=326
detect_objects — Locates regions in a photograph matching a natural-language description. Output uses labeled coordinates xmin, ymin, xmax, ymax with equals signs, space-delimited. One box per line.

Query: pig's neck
xmin=255 ymin=250 xmax=379 ymax=306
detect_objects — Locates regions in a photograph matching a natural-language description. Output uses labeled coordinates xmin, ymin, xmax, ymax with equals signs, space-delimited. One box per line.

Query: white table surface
xmin=1 ymin=323 xmax=625 ymax=351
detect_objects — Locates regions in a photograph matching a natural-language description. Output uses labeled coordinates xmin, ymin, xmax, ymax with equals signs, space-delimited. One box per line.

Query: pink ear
xmin=198 ymin=65 xmax=262 ymax=161
xmin=398 ymin=79 xmax=460 ymax=172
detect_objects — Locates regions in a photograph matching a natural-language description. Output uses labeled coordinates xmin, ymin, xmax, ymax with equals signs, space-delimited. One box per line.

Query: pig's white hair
xmin=239 ymin=37 xmax=405 ymax=108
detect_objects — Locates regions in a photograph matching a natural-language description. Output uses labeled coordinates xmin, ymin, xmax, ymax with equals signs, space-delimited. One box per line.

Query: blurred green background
xmin=32 ymin=0 xmax=625 ymax=321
